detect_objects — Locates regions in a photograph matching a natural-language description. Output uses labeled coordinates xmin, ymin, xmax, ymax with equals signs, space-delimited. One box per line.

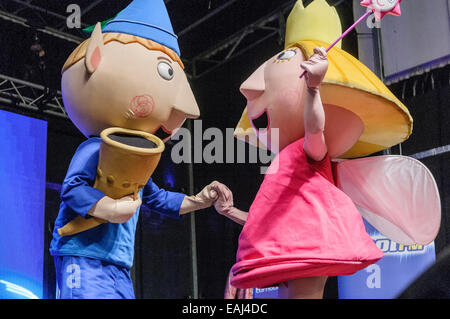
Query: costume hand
xmin=201 ymin=181 xmax=221 ymax=203
xmin=300 ymin=47 xmax=328 ymax=88
xmin=179 ymin=181 xmax=225 ymax=214
xmin=210 ymin=184 xmax=248 ymax=225
xmin=210 ymin=182 xmax=234 ymax=215
xmin=88 ymin=195 xmax=142 ymax=224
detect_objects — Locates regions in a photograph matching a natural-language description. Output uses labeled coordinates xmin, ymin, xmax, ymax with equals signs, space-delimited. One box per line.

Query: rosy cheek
xmin=129 ymin=94 xmax=155 ymax=118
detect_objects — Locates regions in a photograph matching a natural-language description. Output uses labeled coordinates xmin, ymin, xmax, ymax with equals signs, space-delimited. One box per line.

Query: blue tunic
xmin=50 ymin=137 xmax=186 ymax=269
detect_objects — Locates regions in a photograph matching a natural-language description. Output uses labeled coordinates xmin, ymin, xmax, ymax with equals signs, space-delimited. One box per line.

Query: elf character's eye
xmin=276 ymin=49 xmax=297 ymax=61
xmin=157 ymin=62 xmax=174 ymax=80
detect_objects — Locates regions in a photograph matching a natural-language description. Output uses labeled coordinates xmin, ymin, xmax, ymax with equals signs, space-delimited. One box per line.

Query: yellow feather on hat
xmin=235 ymin=0 xmax=413 ymax=158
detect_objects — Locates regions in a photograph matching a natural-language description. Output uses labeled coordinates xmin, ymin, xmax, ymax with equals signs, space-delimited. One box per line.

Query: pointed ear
xmin=85 ymin=22 xmax=104 ymax=74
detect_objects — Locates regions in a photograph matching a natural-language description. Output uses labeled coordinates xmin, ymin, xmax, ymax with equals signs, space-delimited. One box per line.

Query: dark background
xmin=0 ymin=0 xmax=449 ymax=299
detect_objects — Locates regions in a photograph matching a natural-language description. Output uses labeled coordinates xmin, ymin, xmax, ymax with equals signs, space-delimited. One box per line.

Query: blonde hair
xmin=62 ymin=32 xmax=184 ymax=73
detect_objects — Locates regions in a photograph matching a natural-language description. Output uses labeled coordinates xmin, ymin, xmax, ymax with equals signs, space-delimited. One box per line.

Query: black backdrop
xmin=389 ymin=67 xmax=450 ymax=254
xmin=1 ymin=7 xmax=450 ymax=299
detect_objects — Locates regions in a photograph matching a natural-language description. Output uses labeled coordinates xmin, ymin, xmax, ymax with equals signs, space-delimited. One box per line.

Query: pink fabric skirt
xmin=231 ymin=139 xmax=384 ymax=289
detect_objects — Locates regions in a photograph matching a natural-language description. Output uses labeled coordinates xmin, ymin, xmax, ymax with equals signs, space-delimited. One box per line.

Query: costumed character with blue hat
xmin=50 ymin=0 xmax=232 ymax=299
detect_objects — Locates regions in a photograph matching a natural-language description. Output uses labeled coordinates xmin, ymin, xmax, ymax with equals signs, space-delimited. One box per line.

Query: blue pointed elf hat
xmin=102 ymin=0 xmax=180 ymax=56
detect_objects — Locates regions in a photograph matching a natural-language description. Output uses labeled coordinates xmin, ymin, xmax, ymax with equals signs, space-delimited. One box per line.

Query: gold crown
xmin=285 ymin=0 xmax=343 ymax=49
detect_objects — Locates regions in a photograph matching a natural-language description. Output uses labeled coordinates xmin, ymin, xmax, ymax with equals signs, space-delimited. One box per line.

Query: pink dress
xmin=231 ymin=138 xmax=384 ymax=289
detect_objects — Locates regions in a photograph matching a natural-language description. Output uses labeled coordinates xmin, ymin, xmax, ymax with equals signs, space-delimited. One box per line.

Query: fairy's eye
xmin=157 ymin=62 xmax=174 ymax=80
xmin=276 ymin=49 xmax=297 ymax=61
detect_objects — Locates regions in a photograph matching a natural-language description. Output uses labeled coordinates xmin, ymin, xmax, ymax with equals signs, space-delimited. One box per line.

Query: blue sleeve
xmin=60 ymin=139 xmax=105 ymax=218
xmin=142 ymin=179 xmax=186 ymax=219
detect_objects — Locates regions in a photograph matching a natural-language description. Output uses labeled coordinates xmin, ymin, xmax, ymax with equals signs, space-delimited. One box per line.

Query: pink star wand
xmin=300 ymin=0 xmax=403 ymax=78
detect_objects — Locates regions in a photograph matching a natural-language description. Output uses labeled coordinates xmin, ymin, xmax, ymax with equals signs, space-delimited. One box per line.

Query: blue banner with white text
xmin=338 ymin=219 xmax=436 ymax=299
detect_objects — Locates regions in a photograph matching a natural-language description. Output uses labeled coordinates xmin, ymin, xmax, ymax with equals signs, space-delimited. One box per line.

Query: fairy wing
xmin=333 ymin=155 xmax=441 ymax=245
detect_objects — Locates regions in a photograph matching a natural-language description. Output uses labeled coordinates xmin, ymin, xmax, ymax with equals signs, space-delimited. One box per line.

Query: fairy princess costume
xmin=231 ymin=138 xmax=384 ymax=289
xmin=230 ymin=0 xmax=415 ymax=289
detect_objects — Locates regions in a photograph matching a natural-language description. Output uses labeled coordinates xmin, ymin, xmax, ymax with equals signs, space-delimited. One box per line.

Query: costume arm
xmin=56 ymin=139 xmax=142 ymax=236
xmin=179 ymin=182 xmax=220 ymax=215
xmin=142 ymin=180 xmax=186 ymax=219
xmin=300 ymin=47 xmax=329 ymax=162
xmin=217 ymin=206 xmax=248 ymax=226
xmin=60 ymin=140 xmax=106 ymax=218
xmin=210 ymin=183 xmax=248 ymax=225
xmin=143 ymin=180 xmax=228 ymax=217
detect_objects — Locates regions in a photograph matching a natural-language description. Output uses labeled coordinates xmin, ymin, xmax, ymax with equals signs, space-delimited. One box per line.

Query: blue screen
xmin=0 ymin=110 xmax=47 ymax=299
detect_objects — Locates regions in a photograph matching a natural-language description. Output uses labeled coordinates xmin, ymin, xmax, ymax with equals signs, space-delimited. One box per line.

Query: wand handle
xmin=300 ymin=10 xmax=373 ymax=79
